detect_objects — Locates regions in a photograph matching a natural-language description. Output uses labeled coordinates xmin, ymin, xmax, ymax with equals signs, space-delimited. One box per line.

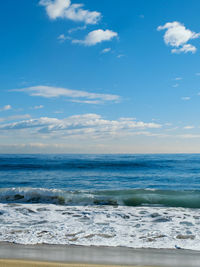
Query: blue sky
xmin=1 ymin=0 xmax=200 ymax=153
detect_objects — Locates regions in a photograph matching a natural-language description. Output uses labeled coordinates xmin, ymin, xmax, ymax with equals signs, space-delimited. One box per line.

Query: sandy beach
xmin=0 ymin=242 xmax=200 ymax=267
xmin=0 ymin=259 xmax=152 ymax=267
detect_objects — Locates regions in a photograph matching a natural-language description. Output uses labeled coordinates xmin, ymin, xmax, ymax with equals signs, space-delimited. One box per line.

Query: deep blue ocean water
xmin=0 ymin=154 xmax=200 ymax=208
xmin=1 ymin=153 xmax=200 ymax=190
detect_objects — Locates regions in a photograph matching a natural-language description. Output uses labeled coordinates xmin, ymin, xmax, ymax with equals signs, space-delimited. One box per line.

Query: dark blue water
xmin=0 ymin=154 xmax=200 ymax=190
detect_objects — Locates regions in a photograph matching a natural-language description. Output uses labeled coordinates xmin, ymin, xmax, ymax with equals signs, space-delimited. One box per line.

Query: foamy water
xmin=1 ymin=203 xmax=200 ymax=250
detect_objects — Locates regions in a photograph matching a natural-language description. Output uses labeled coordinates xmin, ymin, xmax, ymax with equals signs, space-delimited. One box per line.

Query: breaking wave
xmin=0 ymin=187 xmax=200 ymax=208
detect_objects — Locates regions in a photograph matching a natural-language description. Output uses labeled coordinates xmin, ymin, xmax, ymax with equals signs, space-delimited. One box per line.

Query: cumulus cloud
xmin=157 ymin=21 xmax=200 ymax=53
xmin=11 ymin=85 xmax=120 ymax=104
xmin=72 ymin=29 xmax=118 ymax=46
xmin=39 ymin=0 xmax=70 ymax=19
xmin=39 ymin=0 xmax=101 ymax=24
xmin=0 ymin=105 xmax=12 ymax=112
xmin=0 ymin=114 xmax=162 ymax=138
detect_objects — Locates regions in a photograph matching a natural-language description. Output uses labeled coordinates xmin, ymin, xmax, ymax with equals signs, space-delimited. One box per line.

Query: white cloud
xmin=172 ymin=44 xmax=197 ymax=54
xmin=39 ymin=0 xmax=70 ymax=19
xmin=101 ymin=48 xmax=111 ymax=54
xmin=57 ymin=34 xmax=67 ymax=42
xmin=39 ymin=0 xmax=101 ymax=24
xmin=64 ymin=4 xmax=101 ymax=24
xmin=0 ymin=105 xmax=12 ymax=112
xmin=174 ymin=77 xmax=182 ymax=80
xmin=0 ymin=114 xmax=162 ymax=138
xmin=70 ymin=99 xmax=102 ymax=104
xmin=11 ymin=85 xmax=120 ymax=103
xmin=0 ymin=117 xmax=59 ymax=130
xmin=157 ymin=21 xmax=200 ymax=53
xmin=72 ymin=29 xmax=118 ymax=46
xmin=183 ymin=125 xmax=194 ymax=130
xmin=181 ymin=96 xmax=191 ymax=101
xmin=32 ymin=105 xmax=44 ymax=110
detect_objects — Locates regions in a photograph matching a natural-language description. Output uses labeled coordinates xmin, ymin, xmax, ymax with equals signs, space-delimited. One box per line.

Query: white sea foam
xmin=1 ymin=203 xmax=200 ymax=250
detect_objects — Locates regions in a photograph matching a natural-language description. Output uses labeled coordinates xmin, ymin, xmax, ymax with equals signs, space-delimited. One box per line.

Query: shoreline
xmin=0 ymin=259 xmax=152 ymax=267
xmin=0 ymin=242 xmax=200 ymax=267
xmin=0 ymin=260 xmax=156 ymax=267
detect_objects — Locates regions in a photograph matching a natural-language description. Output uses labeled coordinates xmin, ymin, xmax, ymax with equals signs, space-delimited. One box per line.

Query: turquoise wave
xmin=0 ymin=187 xmax=200 ymax=208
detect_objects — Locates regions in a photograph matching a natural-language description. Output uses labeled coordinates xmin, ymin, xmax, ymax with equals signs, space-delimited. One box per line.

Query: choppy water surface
xmin=0 ymin=154 xmax=200 ymax=250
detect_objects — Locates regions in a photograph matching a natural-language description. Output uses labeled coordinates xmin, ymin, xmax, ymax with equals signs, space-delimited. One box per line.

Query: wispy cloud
xmin=0 ymin=114 xmax=162 ymax=139
xmin=70 ymin=99 xmax=102 ymax=104
xmin=183 ymin=125 xmax=194 ymax=129
xmin=11 ymin=85 xmax=120 ymax=103
xmin=157 ymin=21 xmax=200 ymax=53
xmin=68 ymin=25 xmax=87 ymax=34
xmin=172 ymin=44 xmax=197 ymax=54
xmin=101 ymin=48 xmax=111 ymax=54
xmin=181 ymin=96 xmax=191 ymax=101
xmin=32 ymin=105 xmax=44 ymax=110
xmin=174 ymin=77 xmax=182 ymax=81
xmin=57 ymin=34 xmax=67 ymax=42
xmin=177 ymin=134 xmax=200 ymax=139
xmin=39 ymin=0 xmax=101 ymax=24
xmin=117 ymin=54 xmax=125 ymax=58
xmin=0 ymin=114 xmax=31 ymax=122
xmin=0 ymin=105 xmax=12 ymax=112
xmin=54 ymin=110 xmax=63 ymax=114
xmin=72 ymin=29 xmax=118 ymax=46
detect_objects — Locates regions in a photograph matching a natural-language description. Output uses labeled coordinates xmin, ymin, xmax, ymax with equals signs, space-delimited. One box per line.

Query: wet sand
xmin=0 ymin=242 xmax=200 ymax=267
xmin=0 ymin=259 xmax=153 ymax=267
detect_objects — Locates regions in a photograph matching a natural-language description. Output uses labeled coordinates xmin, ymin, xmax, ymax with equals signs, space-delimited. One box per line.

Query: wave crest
xmin=0 ymin=188 xmax=200 ymax=208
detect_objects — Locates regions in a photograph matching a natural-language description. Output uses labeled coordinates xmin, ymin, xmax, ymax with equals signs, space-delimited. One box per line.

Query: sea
xmin=0 ymin=153 xmax=200 ymax=250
